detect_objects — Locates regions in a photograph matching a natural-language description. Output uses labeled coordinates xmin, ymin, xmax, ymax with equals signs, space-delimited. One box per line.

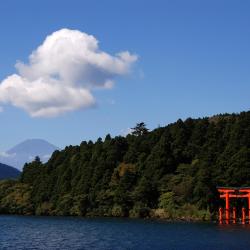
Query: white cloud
xmin=28 ymin=155 xmax=35 ymax=161
xmin=42 ymin=154 xmax=52 ymax=160
xmin=120 ymin=128 xmax=133 ymax=136
xmin=0 ymin=29 xmax=137 ymax=117
xmin=0 ymin=151 xmax=16 ymax=158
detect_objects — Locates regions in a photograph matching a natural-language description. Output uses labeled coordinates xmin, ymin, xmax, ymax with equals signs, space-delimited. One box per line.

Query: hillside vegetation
xmin=0 ymin=111 xmax=249 ymax=220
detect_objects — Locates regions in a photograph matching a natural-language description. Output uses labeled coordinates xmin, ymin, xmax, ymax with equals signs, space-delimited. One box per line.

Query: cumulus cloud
xmin=0 ymin=151 xmax=16 ymax=158
xmin=0 ymin=29 xmax=137 ymax=117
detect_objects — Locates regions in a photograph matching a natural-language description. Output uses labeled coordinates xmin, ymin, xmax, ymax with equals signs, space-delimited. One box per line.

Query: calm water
xmin=1 ymin=216 xmax=250 ymax=250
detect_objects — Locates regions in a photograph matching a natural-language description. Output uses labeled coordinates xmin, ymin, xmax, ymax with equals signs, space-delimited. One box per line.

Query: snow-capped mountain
xmin=0 ymin=139 xmax=59 ymax=170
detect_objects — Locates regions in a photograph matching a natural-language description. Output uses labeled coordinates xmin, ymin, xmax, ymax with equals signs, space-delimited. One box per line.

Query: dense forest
xmin=0 ymin=111 xmax=249 ymax=220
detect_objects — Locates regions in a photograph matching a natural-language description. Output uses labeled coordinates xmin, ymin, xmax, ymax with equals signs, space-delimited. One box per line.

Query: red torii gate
xmin=217 ymin=187 xmax=250 ymax=224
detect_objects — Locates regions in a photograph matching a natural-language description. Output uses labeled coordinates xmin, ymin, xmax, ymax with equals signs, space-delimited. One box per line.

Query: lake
xmin=1 ymin=215 xmax=250 ymax=249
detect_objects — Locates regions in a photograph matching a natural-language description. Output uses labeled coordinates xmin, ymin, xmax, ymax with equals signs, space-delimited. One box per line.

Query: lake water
xmin=1 ymin=216 xmax=250 ymax=250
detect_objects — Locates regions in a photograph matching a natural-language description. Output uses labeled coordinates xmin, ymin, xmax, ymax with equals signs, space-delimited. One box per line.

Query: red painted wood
xmin=219 ymin=207 xmax=223 ymax=224
xmin=233 ymin=207 xmax=236 ymax=224
xmin=217 ymin=187 xmax=250 ymax=224
xmin=225 ymin=192 xmax=230 ymax=224
xmin=242 ymin=207 xmax=246 ymax=224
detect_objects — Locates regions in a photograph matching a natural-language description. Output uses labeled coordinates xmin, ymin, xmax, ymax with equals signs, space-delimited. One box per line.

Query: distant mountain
xmin=0 ymin=139 xmax=59 ymax=170
xmin=0 ymin=162 xmax=20 ymax=180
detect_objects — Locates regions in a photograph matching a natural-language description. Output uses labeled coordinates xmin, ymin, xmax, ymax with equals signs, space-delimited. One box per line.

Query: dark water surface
xmin=1 ymin=215 xmax=250 ymax=250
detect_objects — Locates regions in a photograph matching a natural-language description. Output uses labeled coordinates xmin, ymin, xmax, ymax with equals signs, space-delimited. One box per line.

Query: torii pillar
xmin=225 ymin=191 xmax=230 ymax=224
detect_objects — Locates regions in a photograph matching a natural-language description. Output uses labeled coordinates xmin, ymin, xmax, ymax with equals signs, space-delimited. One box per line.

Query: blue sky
xmin=0 ymin=0 xmax=249 ymax=151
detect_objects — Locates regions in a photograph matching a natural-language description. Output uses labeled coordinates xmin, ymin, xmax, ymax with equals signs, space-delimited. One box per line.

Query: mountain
xmin=0 ymin=139 xmax=59 ymax=170
xmin=0 ymin=163 xmax=20 ymax=180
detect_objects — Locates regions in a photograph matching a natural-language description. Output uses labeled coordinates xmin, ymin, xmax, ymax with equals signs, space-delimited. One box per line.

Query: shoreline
xmin=0 ymin=212 xmax=213 ymax=223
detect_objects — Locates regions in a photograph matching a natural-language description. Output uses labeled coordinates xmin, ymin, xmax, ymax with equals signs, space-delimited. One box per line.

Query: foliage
xmin=131 ymin=122 xmax=149 ymax=136
xmin=0 ymin=111 xmax=250 ymax=220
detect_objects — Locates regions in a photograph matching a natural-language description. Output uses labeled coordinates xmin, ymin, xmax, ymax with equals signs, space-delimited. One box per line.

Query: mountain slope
xmin=0 ymin=163 xmax=20 ymax=180
xmin=0 ymin=139 xmax=59 ymax=170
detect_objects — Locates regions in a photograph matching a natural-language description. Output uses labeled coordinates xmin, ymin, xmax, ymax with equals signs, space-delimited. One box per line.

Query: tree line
xmin=0 ymin=111 xmax=249 ymax=220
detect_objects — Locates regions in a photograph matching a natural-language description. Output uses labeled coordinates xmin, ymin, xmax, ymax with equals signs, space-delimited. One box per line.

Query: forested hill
xmin=0 ymin=111 xmax=249 ymax=219
xmin=0 ymin=163 xmax=20 ymax=180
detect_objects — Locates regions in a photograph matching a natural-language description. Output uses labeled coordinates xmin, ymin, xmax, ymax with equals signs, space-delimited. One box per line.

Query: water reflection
xmin=1 ymin=216 xmax=250 ymax=250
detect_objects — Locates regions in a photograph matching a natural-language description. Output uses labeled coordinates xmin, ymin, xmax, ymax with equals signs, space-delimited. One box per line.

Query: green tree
xmin=131 ymin=122 xmax=149 ymax=136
